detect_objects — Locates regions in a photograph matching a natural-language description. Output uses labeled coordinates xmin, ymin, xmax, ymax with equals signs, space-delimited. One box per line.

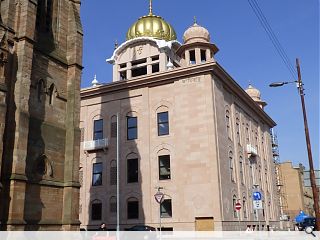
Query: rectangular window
xmin=157 ymin=112 xmax=169 ymax=136
xmin=128 ymin=200 xmax=139 ymax=219
xmin=120 ymin=71 xmax=127 ymax=80
xmin=132 ymin=66 xmax=147 ymax=77
xmin=127 ymin=158 xmax=138 ymax=183
xmin=92 ymin=163 xmax=102 ymax=186
xmin=93 ymin=119 xmax=103 ymax=140
xmin=160 ymin=199 xmax=172 ymax=218
xmin=132 ymin=58 xmax=146 ymax=66
xmin=159 ymin=155 xmax=171 ymax=180
xmin=151 ymin=55 xmax=159 ymax=61
xmin=91 ymin=202 xmax=102 ymax=220
xmin=189 ymin=50 xmax=196 ymax=64
xmin=127 ymin=116 xmax=137 ymax=140
xmin=152 ymin=64 xmax=160 ymax=73
xmin=201 ymin=49 xmax=206 ymax=62
xmin=120 ymin=63 xmax=127 ymax=69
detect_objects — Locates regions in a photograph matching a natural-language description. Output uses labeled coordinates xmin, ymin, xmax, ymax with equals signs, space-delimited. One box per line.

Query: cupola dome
xmin=183 ymin=19 xmax=210 ymax=44
xmin=245 ymin=84 xmax=261 ymax=101
xmin=245 ymin=84 xmax=267 ymax=109
xmin=126 ymin=1 xmax=176 ymax=41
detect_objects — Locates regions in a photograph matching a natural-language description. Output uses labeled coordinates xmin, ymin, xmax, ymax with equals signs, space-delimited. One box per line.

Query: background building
xmin=79 ymin=4 xmax=280 ymax=231
xmin=0 ymin=0 xmax=82 ymax=230
xmin=278 ymin=162 xmax=317 ymax=220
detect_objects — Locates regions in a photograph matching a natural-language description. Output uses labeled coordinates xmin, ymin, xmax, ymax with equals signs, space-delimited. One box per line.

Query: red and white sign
xmin=154 ymin=191 xmax=164 ymax=204
xmin=235 ymin=202 xmax=241 ymax=211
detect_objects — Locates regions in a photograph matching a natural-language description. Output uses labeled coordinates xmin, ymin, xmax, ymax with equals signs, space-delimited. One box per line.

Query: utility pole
xmin=296 ymin=58 xmax=320 ymax=230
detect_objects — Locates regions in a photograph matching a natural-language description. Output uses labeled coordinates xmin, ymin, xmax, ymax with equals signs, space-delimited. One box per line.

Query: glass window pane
xmin=94 ymin=119 xmax=103 ymax=131
xmin=127 ymin=128 xmax=137 ymax=140
xmin=158 ymin=112 xmax=168 ymax=123
xmin=92 ymin=174 xmax=102 ymax=186
xmin=94 ymin=132 xmax=103 ymax=140
xmin=93 ymin=163 xmax=102 ymax=173
xmin=159 ymin=155 xmax=170 ymax=180
xmin=128 ymin=158 xmax=138 ymax=183
xmin=158 ymin=123 xmax=169 ymax=136
xmin=92 ymin=203 xmax=102 ymax=220
xmin=127 ymin=117 xmax=137 ymax=128
xmin=128 ymin=200 xmax=139 ymax=219
xmin=160 ymin=199 xmax=172 ymax=218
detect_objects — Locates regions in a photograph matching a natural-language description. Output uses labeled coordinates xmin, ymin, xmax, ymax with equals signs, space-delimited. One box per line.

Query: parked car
xmin=126 ymin=225 xmax=156 ymax=231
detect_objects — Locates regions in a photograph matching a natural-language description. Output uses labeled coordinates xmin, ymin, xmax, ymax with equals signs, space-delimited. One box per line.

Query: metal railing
xmin=83 ymin=138 xmax=108 ymax=151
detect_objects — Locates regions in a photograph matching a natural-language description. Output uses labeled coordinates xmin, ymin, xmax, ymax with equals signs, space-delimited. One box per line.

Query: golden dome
xmin=126 ymin=1 xmax=176 ymax=41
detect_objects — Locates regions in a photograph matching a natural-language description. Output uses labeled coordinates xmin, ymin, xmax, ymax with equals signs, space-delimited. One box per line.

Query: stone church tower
xmin=0 ymin=0 xmax=82 ymax=230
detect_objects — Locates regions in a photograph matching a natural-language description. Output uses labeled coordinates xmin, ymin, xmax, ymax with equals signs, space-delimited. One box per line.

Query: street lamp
xmin=269 ymin=58 xmax=320 ymax=230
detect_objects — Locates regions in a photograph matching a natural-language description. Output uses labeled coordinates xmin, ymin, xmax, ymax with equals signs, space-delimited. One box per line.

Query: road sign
xmin=253 ymin=200 xmax=263 ymax=209
xmin=253 ymin=191 xmax=262 ymax=201
xmin=235 ymin=202 xmax=241 ymax=211
xmin=154 ymin=191 xmax=164 ymax=204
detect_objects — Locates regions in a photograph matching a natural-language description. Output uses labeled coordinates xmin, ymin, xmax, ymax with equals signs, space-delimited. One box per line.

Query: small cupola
xmin=245 ymin=84 xmax=267 ymax=110
xmin=176 ymin=17 xmax=219 ymax=67
xmin=183 ymin=21 xmax=210 ymax=44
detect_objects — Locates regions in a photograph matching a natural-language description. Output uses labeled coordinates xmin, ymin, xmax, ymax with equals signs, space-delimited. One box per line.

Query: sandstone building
xmin=79 ymin=4 xmax=280 ymax=230
xmin=0 ymin=0 xmax=83 ymax=230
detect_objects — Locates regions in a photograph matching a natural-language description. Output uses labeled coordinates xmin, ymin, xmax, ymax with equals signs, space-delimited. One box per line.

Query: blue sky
xmin=81 ymin=0 xmax=319 ymax=169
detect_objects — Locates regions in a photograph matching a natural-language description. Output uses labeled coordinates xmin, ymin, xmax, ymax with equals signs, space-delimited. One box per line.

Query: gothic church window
xmin=36 ymin=0 xmax=54 ymax=33
xmin=37 ymin=79 xmax=45 ymax=102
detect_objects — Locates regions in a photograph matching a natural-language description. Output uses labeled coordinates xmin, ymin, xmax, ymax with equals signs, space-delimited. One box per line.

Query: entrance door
xmin=195 ymin=217 xmax=214 ymax=231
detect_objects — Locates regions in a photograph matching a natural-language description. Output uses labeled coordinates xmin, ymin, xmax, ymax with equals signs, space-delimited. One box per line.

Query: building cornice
xmin=81 ymin=61 xmax=276 ymax=127
xmin=213 ymin=62 xmax=276 ymax=127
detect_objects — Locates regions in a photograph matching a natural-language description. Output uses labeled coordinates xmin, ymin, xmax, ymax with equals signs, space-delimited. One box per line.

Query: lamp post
xmin=269 ymin=58 xmax=320 ymax=230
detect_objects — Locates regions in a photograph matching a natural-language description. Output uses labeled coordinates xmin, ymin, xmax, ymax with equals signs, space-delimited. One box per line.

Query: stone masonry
xmin=0 ymin=0 xmax=83 ymax=230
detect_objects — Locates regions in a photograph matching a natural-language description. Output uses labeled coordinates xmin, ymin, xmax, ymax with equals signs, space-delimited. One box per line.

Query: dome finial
xmin=92 ymin=74 xmax=99 ymax=87
xmin=193 ymin=16 xmax=197 ymax=25
xmin=114 ymin=39 xmax=118 ymax=50
xmin=149 ymin=0 xmax=153 ymax=15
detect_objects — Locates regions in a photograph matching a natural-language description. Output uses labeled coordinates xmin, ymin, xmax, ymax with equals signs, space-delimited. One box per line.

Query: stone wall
xmin=0 ymin=0 xmax=83 ymax=230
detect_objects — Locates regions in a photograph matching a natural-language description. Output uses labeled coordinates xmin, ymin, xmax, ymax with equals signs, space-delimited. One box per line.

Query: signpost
xmin=252 ymin=190 xmax=263 ymax=230
xmin=235 ymin=202 xmax=241 ymax=231
xmin=154 ymin=188 xmax=164 ymax=237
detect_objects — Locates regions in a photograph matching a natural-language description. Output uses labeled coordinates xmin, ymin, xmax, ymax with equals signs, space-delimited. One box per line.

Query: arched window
xmin=127 ymin=112 xmax=138 ymax=140
xmin=236 ymin=117 xmax=241 ymax=144
xmin=127 ymin=154 xmax=138 ymax=183
xmin=48 ymin=83 xmax=55 ymax=105
xmin=127 ymin=197 xmax=139 ymax=219
xmin=110 ymin=196 xmax=117 ymax=214
xmin=36 ymin=0 xmax=53 ymax=33
xmin=225 ymin=109 xmax=231 ymax=139
xmin=245 ymin=123 xmax=250 ymax=143
xmin=110 ymin=160 xmax=117 ymax=186
xmin=239 ymin=155 xmax=244 ymax=184
xmin=37 ymin=79 xmax=45 ymax=102
xmin=243 ymin=197 xmax=247 ymax=218
xmin=232 ymin=195 xmax=237 ymax=218
xmin=91 ymin=199 xmax=102 ymax=220
xmin=110 ymin=115 xmax=117 ymax=138
xmin=229 ymin=151 xmax=235 ymax=182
